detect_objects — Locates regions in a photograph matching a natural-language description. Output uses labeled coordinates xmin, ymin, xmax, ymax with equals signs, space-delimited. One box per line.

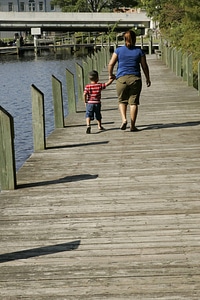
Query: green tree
xmin=51 ymin=0 xmax=140 ymax=12
xmin=142 ymin=0 xmax=200 ymax=73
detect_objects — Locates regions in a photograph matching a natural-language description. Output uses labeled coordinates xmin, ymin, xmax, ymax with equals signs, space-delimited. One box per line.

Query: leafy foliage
xmin=142 ymin=0 xmax=200 ymax=72
xmin=51 ymin=0 xmax=140 ymax=12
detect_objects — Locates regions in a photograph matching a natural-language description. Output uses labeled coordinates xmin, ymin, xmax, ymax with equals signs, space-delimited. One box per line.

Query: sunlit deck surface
xmin=1 ymin=56 xmax=200 ymax=299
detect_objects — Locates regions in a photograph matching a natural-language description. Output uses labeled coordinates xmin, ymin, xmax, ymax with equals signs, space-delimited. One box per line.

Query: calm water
xmin=0 ymin=49 xmax=85 ymax=171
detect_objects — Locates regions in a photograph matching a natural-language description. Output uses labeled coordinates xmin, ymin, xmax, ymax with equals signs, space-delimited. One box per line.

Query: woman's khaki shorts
xmin=116 ymin=75 xmax=142 ymax=105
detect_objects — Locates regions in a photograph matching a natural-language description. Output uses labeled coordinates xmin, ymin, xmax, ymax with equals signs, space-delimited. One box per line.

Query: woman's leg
xmin=119 ymin=103 xmax=127 ymax=123
xmin=130 ymin=104 xmax=138 ymax=130
xmin=118 ymin=103 xmax=128 ymax=130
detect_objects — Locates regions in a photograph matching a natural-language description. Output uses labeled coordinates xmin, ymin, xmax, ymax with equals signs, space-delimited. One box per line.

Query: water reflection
xmin=0 ymin=49 xmax=85 ymax=171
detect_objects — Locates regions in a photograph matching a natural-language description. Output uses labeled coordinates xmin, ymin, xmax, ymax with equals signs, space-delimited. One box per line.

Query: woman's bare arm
xmin=141 ymin=55 xmax=151 ymax=87
xmin=108 ymin=53 xmax=118 ymax=79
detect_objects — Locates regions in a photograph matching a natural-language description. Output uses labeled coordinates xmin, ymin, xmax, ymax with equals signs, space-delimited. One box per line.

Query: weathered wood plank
xmin=0 ymin=56 xmax=200 ymax=299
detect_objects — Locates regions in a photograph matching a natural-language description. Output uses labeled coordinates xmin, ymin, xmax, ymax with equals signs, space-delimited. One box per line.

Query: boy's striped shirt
xmin=84 ymin=83 xmax=106 ymax=104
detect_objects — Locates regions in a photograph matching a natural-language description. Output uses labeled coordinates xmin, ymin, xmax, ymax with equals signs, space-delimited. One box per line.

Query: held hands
xmin=107 ymin=74 xmax=116 ymax=86
xmin=109 ymin=74 xmax=116 ymax=80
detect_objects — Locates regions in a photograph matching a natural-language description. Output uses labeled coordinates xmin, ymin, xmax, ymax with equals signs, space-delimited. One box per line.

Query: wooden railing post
xmin=162 ymin=44 xmax=167 ymax=65
xmin=75 ymin=63 xmax=84 ymax=102
xmin=172 ymin=48 xmax=176 ymax=73
xmin=176 ymin=49 xmax=182 ymax=77
xmin=100 ymin=49 xmax=105 ymax=71
xmin=82 ymin=60 xmax=89 ymax=86
xmin=31 ymin=84 xmax=46 ymax=151
xmin=166 ymin=46 xmax=170 ymax=68
xmin=198 ymin=61 xmax=200 ymax=96
xmin=187 ymin=53 xmax=193 ymax=86
xmin=149 ymin=36 xmax=152 ymax=55
xmin=0 ymin=106 xmax=16 ymax=190
xmin=93 ymin=51 xmax=97 ymax=73
xmin=92 ymin=54 xmax=97 ymax=72
xmin=140 ymin=35 xmax=144 ymax=49
xmin=168 ymin=47 xmax=173 ymax=70
xmin=66 ymin=68 xmax=76 ymax=113
xmin=87 ymin=56 xmax=93 ymax=72
xmin=182 ymin=53 xmax=187 ymax=82
xmin=52 ymin=75 xmax=64 ymax=128
xmin=106 ymin=46 xmax=111 ymax=66
xmin=97 ymin=50 xmax=102 ymax=73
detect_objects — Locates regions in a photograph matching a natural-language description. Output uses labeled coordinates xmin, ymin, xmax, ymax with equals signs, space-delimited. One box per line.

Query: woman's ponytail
xmin=124 ymin=30 xmax=136 ymax=48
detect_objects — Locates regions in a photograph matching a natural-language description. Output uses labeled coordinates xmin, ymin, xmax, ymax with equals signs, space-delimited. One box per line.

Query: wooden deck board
xmin=0 ymin=55 xmax=200 ymax=299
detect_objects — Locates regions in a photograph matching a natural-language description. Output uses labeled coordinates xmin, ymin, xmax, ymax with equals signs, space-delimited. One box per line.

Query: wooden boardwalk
xmin=1 ymin=56 xmax=200 ymax=299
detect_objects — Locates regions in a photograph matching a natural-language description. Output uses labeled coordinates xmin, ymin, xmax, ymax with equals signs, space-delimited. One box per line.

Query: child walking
xmin=84 ymin=70 xmax=115 ymax=134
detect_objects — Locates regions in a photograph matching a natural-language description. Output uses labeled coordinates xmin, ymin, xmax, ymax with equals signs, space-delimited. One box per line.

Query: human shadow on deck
xmin=18 ymin=174 xmax=98 ymax=189
xmin=47 ymin=140 xmax=109 ymax=150
xmin=139 ymin=121 xmax=200 ymax=131
xmin=0 ymin=240 xmax=80 ymax=263
xmin=64 ymin=121 xmax=114 ymax=127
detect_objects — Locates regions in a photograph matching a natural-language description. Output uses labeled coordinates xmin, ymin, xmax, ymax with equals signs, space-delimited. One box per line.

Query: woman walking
xmin=108 ymin=30 xmax=151 ymax=131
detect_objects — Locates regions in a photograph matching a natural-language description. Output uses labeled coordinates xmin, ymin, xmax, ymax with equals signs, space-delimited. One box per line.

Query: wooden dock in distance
xmin=0 ymin=56 xmax=200 ymax=299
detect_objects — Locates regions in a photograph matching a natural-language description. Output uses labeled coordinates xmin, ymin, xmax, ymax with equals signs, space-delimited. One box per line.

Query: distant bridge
xmin=0 ymin=12 xmax=151 ymax=33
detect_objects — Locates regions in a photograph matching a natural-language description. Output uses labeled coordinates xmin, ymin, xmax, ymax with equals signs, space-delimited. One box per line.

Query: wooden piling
xmin=182 ymin=52 xmax=187 ymax=82
xmin=0 ymin=106 xmax=16 ymax=190
xmin=75 ymin=63 xmax=84 ymax=102
xmin=52 ymin=75 xmax=64 ymax=128
xmin=176 ymin=49 xmax=182 ymax=77
xmin=198 ymin=61 xmax=200 ymax=96
xmin=187 ymin=53 xmax=193 ymax=86
xmin=66 ymin=69 xmax=76 ymax=114
xmin=31 ymin=84 xmax=46 ymax=151
xmin=82 ymin=60 xmax=89 ymax=86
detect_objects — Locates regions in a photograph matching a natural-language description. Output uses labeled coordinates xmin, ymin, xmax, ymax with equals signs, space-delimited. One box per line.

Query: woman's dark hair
xmin=124 ymin=30 xmax=136 ymax=48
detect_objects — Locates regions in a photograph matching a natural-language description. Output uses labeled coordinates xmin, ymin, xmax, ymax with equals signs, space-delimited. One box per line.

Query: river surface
xmin=0 ymin=49 xmax=85 ymax=171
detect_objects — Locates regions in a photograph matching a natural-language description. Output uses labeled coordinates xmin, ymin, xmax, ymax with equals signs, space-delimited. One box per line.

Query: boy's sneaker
xmin=86 ymin=126 xmax=91 ymax=134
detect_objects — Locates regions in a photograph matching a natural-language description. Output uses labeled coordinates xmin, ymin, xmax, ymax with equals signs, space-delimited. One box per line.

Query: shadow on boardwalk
xmin=139 ymin=120 xmax=200 ymax=131
xmin=0 ymin=56 xmax=200 ymax=299
xmin=18 ymin=174 xmax=99 ymax=189
xmin=0 ymin=240 xmax=81 ymax=263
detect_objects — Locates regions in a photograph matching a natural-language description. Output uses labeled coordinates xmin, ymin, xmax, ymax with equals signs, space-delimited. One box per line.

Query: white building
xmin=0 ymin=0 xmax=60 ymax=12
xmin=0 ymin=0 xmax=61 ymax=38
